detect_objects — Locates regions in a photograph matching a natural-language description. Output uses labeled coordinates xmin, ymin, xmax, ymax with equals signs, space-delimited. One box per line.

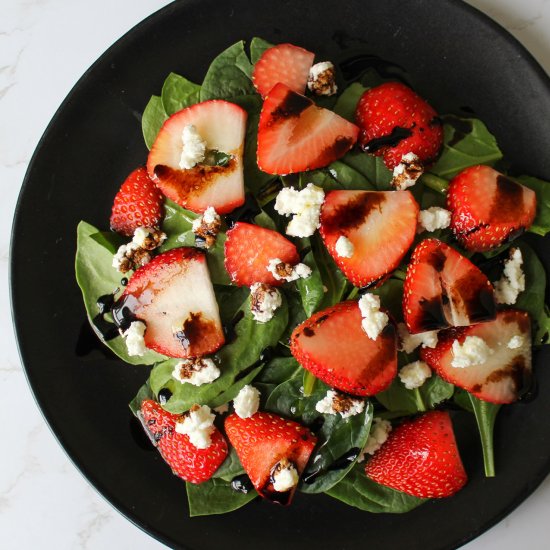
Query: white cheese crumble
xmin=274 ymin=183 xmax=325 ymax=238
xmin=175 ymin=405 xmax=215 ymax=449
xmin=335 ymin=235 xmax=354 ymax=258
xmin=315 ymin=390 xmax=365 ymax=419
xmin=233 ymin=385 xmax=260 ymax=419
xmin=451 ymin=336 xmax=493 ymax=368
xmin=250 ymin=283 xmax=282 ymax=323
xmin=392 ymin=152 xmax=423 ymax=190
xmin=267 ymin=258 xmax=312 ymax=282
xmin=417 ymin=207 xmax=451 ymax=233
xmin=358 ymin=293 xmax=389 ymax=340
xmin=397 ymin=323 xmax=438 ymax=354
xmin=359 ymin=418 xmax=392 ymax=460
xmin=507 ymin=335 xmax=524 ymax=349
xmin=192 ymin=206 xmax=221 ymax=232
xmin=179 ymin=124 xmax=207 ymax=170
xmin=112 ymin=227 xmax=166 ymax=272
xmin=122 ymin=321 xmax=147 ymax=356
xmin=399 ymin=361 xmax=432 ymax=390
xmin=271 ymin=459 xmax=299 ymax=492
xmin=172 ymin=357 xmax=220 ymax=386
xmin=494 ymin=248 xmax=525 ymax=305
xmin=307 ymin=61 xmax=338 ymax=96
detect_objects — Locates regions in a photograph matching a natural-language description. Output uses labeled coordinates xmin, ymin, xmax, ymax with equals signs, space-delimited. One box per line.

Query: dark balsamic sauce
xmin=92 ymin=290 xmax=121 ymax=341
xmin=231 ymin=474 xmax=254 ymax=494
xmin=158 ymin=388 xmax=173 ymax=405
xmin=303 ymin=447 xmax=361 ymax=484
xmin=120 ymin=277 xmax=128 ymax=286
xmin=361 ymin=126 xmax=413 ymax=153
xmin=111 ymin=294 xmax=139 ymax=333
xmin=225 ymin=194 xmax=262 ymax=227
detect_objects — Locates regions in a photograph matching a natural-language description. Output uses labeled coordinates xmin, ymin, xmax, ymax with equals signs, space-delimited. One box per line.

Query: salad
xmin=75 ymin=38 xmax=550 ymax=517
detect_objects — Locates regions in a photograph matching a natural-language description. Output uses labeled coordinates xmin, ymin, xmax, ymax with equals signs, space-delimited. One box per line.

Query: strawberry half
xmin=290 ymin=301 xmax=397 ymax=396
xmin=225 ymin=411 xmax=317 ymax=504
xmin=224 ymin=221 xmax=300 ymax=286
xmin=140 ymin=400 xmax=227 ymax=484
xmin=252 ymin=43 xmax=315 ymax=98
xmin=447 ymin=165 xmax=537 ymax=252
xmin=365 ymin=411 xmax=467 ymax=498
xmin=117 ymin=247 xmax=224 ymax=357
xmin=421 ymin=309 xmax=532 ymax=404
xmin=320 ymin=190 xmax=419 ymax=287
xmin=355 ymin=82 xmax=443 ymax=169
xmin=257 ymin=83 xmax=359 ymax=175
xmin=147 ymin=100 xmax=247 ymax=214
xmin=403 ymin=239 xmax=496 ymax=334
xmin=110 ymin=167 xmax=164 ymax=237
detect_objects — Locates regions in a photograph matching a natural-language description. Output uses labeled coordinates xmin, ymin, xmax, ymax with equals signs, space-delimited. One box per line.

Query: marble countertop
xmin=2 ymin=0 xmax=550 ymax=548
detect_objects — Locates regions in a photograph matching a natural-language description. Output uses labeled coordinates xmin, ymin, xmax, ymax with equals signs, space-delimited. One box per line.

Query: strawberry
xmin=355 ymin=82 xmax=443 ymax=169
xmin=252 ymin=43 xmax=315 ymax=98
xmin=147 ymin=100 xmax=247 ymax=214
xmin=110 ymin=167 xmax=164 ymax=237
xmin=447 ymin=165 xmax=537 ymax=252
xmin=421 ymin=309 xmax=532 ymax=404
xmin=290 ymin=301 xmax=397 ymax=396
xmin=320 ymin=190 xmax=419 ymax=287
xmin=140 ymin=400 xmax=227 ymax=484
xmin=257 ymin=83 xmax=359 ymax=175
xmin=225 ymin=411 xmax=317 ymax=504
xmin=403 ymin=239 xmax=496 ymax=334
xmin=224 ymin=221 xmax=300 ymax=286
xmin=117 ymin=247 xmax=224 ymax=357
xmin=365 ymin=411 xmax=467 ymax=498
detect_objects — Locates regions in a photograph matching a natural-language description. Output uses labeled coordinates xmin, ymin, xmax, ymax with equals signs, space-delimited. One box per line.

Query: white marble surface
xmin=2 ymin=0 xmax=550 ymax=548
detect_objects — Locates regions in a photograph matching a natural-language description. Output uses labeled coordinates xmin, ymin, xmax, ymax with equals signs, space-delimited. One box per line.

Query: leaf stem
xmin=346 ymin=286 xmax=359 ymax=300
xmin=468 ymin=394 xmax=501 ymax=477
xmin=413 ymin=388 xmax=426 ymax=412
xmin=422 ymin=173 xmax=449 ymax=195
xmin=303 ymin=371 xmax=317 ymax=397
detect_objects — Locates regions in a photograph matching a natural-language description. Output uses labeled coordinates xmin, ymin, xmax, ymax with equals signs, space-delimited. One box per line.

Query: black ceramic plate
xmin=11 ymin=0 xmax=550 ymax=548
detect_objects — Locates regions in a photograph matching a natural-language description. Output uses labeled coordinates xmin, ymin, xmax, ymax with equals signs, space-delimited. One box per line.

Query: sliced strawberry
xmin=225 ymin=411 xmax=317 ymax=504
xmin=147 ymin=100 xmax=246 ymax=214
xmin=403 ymin=239 xmax=496 ymax=334
xmin=110 ymin=167 xmax=164 ymax=237
xmin=257 ymin=83 xmax=359 ymax=175
xmin=320 ymin=190 xmax=419 ymax=287
xmin=224 ymin=221 xmax=300 ymax=286
xmin=365 ymin=411 xmax=467 ymax=498
xmin=355 ymin=82 xmax=443 ymax=169
xmin=252 ymin=43 xmax=315 ymax=98
xmin=116 ymin=247 xmax=224 ymax=357
xmin=140 ymin=400 xmax=227 ymax=484
xmin=290 ymin=301 xmax=397 ymax=396
xmin=447 ymin=165 xmax=537 ymax=251
xmin=421 ymin=309 xmax=532 ymax=404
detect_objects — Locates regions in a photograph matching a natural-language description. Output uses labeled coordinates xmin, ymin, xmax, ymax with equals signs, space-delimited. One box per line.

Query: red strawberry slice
xmin=365 ymin=411 xmax=467 ymax=498
xmin=140 ymin=400 xmax=227 ymax=484
xmin=421 ymin=309 xmax=532 ymax=404
xmin=147 ymin=100 xmax=247 ymax=214
xmin=290 ymin=301 xmax=397 ymax=396
xmin=403 ymin=239 xmax=496 ymax=334
xmin=224 ymin=221 xmax=300 ymax=286
xmin=252 ymin=43 xmax=315 ymax=98
xmin=117 ymin=247 xmax=224 ymax=357
xmin=257 ymin=83 xmax=359 ymax=175
xmin=447 ymin=165 xmax=537 ymax=252
xmin=320 ymin=190 xmax=419 ymax=287
xmin=110 ymin=167 xmax=164 ymax=237
xmin=355 ymin=82 xmax=443 ymax=169
xmin=225 ymin=411 xmax=317 ymax=504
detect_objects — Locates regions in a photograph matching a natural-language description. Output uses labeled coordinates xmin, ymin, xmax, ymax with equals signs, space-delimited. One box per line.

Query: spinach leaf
xmin=256 ymin=356 xmax=301 ymax=385
xmin=142 ymin=95 xmax=168 ymax=150
xmin=213 ymin=447 xmax=245 ymax=481
xmin=295 ymin=238 xmax=325 ymax=316
xmin=309 ymin=160 xmax=372 ymax=191
xmin=371 ymin=279 xmax=404 ymax=321
xmin=333 ymin=82 xmax=366 ymax=122
xmin=339 ymin=149 xmax=393 ymax=190
xmin=468 ymin=394 xmax=501 ymax=477
xmin=161 ymin=73 xmax=201 ymax=115
xmin=516 ymin=175 xmax=550 ymax=237
xmin=186 ymin=478 xmax=257 ymax=516
xmin=128 ymin=381 xmax=154 ymax=416
xmin=250 ymin=37 xmax=274 ymax=64
xmin=208 ymin=366 xmax=263 ymax=409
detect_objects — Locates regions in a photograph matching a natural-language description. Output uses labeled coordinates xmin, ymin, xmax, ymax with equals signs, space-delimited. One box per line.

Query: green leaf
xmin=295 ymin=238 xmax=325 ymax=316
xmin=142 ymin=95 xmax=168 ymax=150
xmin=371 ymin=279 xmax=404 ymax=321
xmin=468 ymin=394 xmax=501 ymax=477
xmin=309 ymin=160 xmax=372 ymax=191
xmin=161 ymin=73 xmax=201 ymax=115
xmin=213 ymin=447 xmax=245 ymax=481
xmin=256 ymin=356 xmax=301 ymax=385
xmin=340 ymin=149 xmax=393 ymax=190
xmin=516 ymin=175 xmax=550 ymax=237
xmin=186 ymin=478 xmax=257 ymax=516
xmin=333 ymin=82 xmax=366 ymax=122
xmin=249 ymin=36 xmax=274 ymax=64
xmin=128 ymin=381 xmax=154 ymax=416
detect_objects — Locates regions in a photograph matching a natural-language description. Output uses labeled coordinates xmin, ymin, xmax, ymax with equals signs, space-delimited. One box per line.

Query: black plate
xmin=11 ymin=1 xmax=550 ymax=549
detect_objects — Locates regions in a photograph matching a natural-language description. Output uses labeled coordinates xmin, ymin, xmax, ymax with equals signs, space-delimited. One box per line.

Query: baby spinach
xmin=295 ymin=238 xmax=325 ymax=316
xmin=213 ymin=447 xmax=245 ymax=481
xmin=161 ymin=73 xmax=201 ymax=115
xmin=249 ymin=36 xmax=274 ymax=64
xmin=468 ymin=394 xmax=501 ymax=477
xmin=186 ymin=478 xmax=257 ymax=517
xmin=142 ymin=95 xmax=168 ymax=150
xmin=129 ymin=381 xmax=154 ymax=416
xmin=333 ymin=82 xmax=366 ymax=122
xmin=256 ymin=356 xmax=301 ymax=385
xmin=339 ymin=149 xmax=393 ymax=190
xmin=517 ymin=175 xmax=550 ymax=237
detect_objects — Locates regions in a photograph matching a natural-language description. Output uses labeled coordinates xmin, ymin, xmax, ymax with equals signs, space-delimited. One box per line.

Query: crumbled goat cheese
xmin=507 ymin=335 xmax=524 ymax=350
xmin=399 ymin=361 xmax=432 ymax=390
xmin=359 ymin=418 xmax=392 ymax=460
xmin=397 ymin=323 xmax=438 ymax=354
xmin=191 ymin=206 xmax=222 ymax=248
xmin=307 ymin=61 xmax=338 ymax=96
xmin=179 ymin=124 xmax=207 ymax=169
xmin=250 ymin=283 xmax=282 ymax=323
xmin=274 ymin=183 xmax=325 ymax=238
xmin=315 ymin=390 xmax=365 ymax=419
xmin=172 ymin=357 xmax=220 ymax=386
xmin=112 ymin=227 xmax=166 ymax=272
xmin=175 ymin=404 xmax=215 ymax=449
xmin=451 ymin=336 xmax=493 ymax=368
xmin=358 ymin=293 xmax=389 ymax=340
xmin=267 ymin=258 xmax=312 ymax=282
xmin=233 ymin=385 xmax=260 ymax=419
xmin=494 ymin=248 xmax=525 ymax=305
xmin=271 ymin=458 xmax=299 ymax=492
xmin=417 ymin=207 xmax=451 ymax=233
xmin=335 ymin=235 xmax=354 ymax=258
xmin=122 ymin=321 xmax=147 ymax=356
xmin=392 ymin=152 xmax=423 ymax=190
